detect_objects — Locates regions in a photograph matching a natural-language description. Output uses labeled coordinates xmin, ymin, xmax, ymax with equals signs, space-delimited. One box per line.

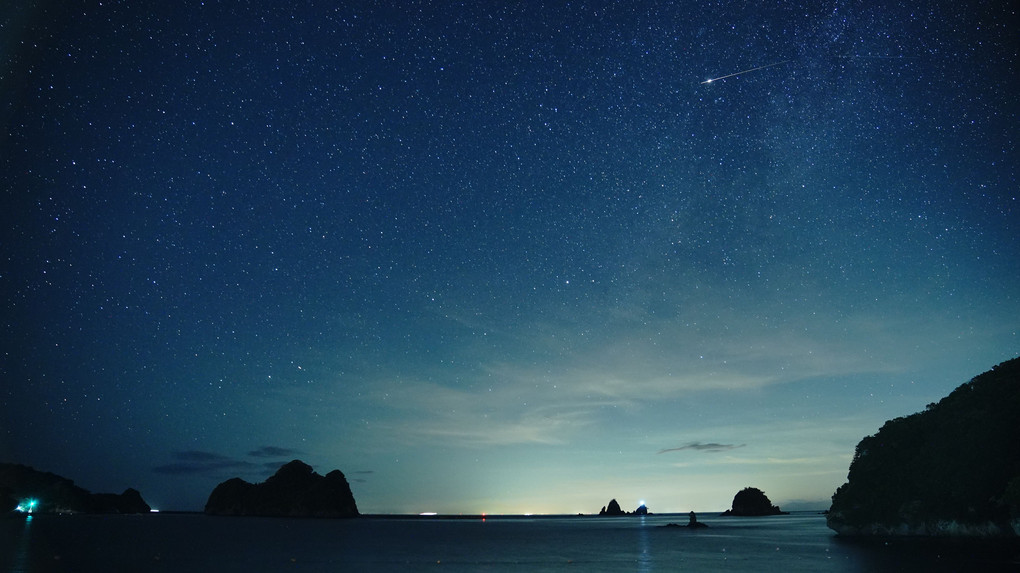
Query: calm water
xmin=3 ymin=512 xmax=1018 ymax=572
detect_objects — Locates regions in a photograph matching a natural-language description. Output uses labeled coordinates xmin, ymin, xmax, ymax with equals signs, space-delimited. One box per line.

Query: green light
xmin=15 ymin=498 xmax=38 ymax=513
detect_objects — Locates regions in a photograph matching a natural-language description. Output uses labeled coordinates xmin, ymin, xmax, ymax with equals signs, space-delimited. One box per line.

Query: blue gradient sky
xmin=2 ymin=0 xmax=1017 ymax=513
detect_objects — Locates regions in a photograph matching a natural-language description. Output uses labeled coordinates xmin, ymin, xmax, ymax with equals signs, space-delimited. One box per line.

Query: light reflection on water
xmin=636 ymin=515 xmax=651 ymax=573
xmin=0 ymin=512 xmax=1016 ymax=572
xmin=14 ymin=515 xmax=32 ymax=573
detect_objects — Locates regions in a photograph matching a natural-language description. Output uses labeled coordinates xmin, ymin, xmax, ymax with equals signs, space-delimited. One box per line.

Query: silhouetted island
xmin=205 ymin=459 xmax=359 ymax=518
xmin=598 ymin=499 xmax=649 ymax=516
xmin=0 ymin=463 xmax=151 ymax=514
xmin=828 ymin=357 xmax=1020 ymax=537
xmin=721 ymin=487 xmax=787 ymax=516
xmin=599 ymin=498 xmax=626 ymax=516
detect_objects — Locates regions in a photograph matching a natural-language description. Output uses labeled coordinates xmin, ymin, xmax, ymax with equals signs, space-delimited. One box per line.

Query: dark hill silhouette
xmin=205 ymin=459 xmax=359 ymax=518
xmin=828 ymin=357 xmax=1020 ymax=536
xmin=0 ymin=463 xmax=150 ymax=514
xmin=721 ymin=487 xmax=787 ymax=516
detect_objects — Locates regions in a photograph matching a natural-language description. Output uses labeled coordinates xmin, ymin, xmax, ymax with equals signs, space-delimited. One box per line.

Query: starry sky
xmin=2 ymin=0 xmax=1017 ymax=514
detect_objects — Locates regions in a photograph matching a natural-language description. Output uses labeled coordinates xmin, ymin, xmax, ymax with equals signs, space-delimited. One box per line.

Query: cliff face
xmin=205 ymin=460 xmax=359 ymax=518
xmin=0 ymin=463 xmax=151 ymax=514
xmin=828 ymin=357 xmax=1020 ymax=537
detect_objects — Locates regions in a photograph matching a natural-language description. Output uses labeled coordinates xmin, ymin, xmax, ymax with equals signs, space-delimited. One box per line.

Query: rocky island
xmin=664 ymin=511 xmax=709 ymax=529
xmin=205 ymin=459 xmax=359 ymax=518
xmin=597 ymin=498 xmax=649 ymax=516
xmin=1 ymin=463 xmax=151 ymax=514
xmin=827 ymin=357 xmax=1020 ymax=537
xmin=720 ymin=487 xmax=787 ymax=516
xmin=598 ymin=498 xmax=627 ymax=516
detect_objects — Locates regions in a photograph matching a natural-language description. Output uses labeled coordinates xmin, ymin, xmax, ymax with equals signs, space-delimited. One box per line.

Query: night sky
xmin=2 ymin=1 xmax=1017 ymax=514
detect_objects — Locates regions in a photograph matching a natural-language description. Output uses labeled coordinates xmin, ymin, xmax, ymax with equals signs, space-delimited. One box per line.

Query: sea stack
xmin=205 ymin=460 xmax=359 ymax=518
xmin=599 ymin=498 xmax=626 ymax=516
xmin=721 ymin=487 xmax=787 ymax=516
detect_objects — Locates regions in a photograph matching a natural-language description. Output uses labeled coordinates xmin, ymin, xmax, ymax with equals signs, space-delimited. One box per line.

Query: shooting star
xmin=701 ymin=60 xmax=790 ymax=84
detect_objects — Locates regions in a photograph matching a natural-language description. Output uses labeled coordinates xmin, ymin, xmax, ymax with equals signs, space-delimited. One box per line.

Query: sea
xmin=3 ymin=511 xmax=1018 ymax=572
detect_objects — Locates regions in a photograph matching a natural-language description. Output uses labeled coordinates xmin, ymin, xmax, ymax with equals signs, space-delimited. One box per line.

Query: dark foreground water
xmin=3 ymin=512 xmax=1018 ymax=572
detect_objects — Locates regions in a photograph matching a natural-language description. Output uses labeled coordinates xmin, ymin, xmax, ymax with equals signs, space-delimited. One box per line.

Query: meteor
xmin=701 ymin=60 xmax=790 ymax=84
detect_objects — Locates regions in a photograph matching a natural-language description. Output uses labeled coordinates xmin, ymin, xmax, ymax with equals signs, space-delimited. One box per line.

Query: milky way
xmin=1 ymin=1 xmax=1016 ymax=513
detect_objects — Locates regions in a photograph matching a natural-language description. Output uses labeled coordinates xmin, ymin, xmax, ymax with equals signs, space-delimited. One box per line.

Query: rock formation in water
xmin=721 ymin=487 xmax=787 ymax=516
xmin=599 ymin=498 xmax=626 ymax=516
xmin=205 ymin=459 xmax=359 ymax=518
xmin=828 ymin=357 xmax=1020 ymax=537
xmin=0 ymin=463 xmax=151 ymax=514
xmin=664 ymin=511 xmax=709 ymax=528
xmin=597 ymin=499 xmax=650 ymax=516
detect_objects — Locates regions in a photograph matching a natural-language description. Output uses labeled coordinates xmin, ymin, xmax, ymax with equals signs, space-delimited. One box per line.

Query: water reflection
xmin=637 ymin=516 xmax=652 ymax=572
xmin=11 ymin=515 xmax=33 ymax=573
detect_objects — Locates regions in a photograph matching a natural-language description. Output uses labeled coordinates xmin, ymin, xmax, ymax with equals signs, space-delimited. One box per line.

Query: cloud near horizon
xmin=658 ymin=442 xmax=746 ymax=454
xmin=153 ymin=448 xmax=307 ymax=476
xmin=152 ymin=451 xmax=257 ymax=475
xmin=247 ymin=446 xmax=302 ymax=458
xmin=348 ymin=470 xmax=375 ymax=483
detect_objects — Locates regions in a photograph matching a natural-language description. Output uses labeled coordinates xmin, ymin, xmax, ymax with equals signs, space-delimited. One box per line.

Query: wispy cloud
xmin=348 ymin=470 xmax=374 ymax=483
xmin=173 ymin=451 xmax=234 ymax=462
xmin=294 ymin=297 xmax=933 ymax=456
xmin=658 ymin=442 xmax=745 ymax=454
xmin=247 ymin=446 xmax=301 ymax=458
xmin=665 ymin=453 xmax=853 ymax=469
xmin=152 ymin=451 xmax=257 ymax=475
